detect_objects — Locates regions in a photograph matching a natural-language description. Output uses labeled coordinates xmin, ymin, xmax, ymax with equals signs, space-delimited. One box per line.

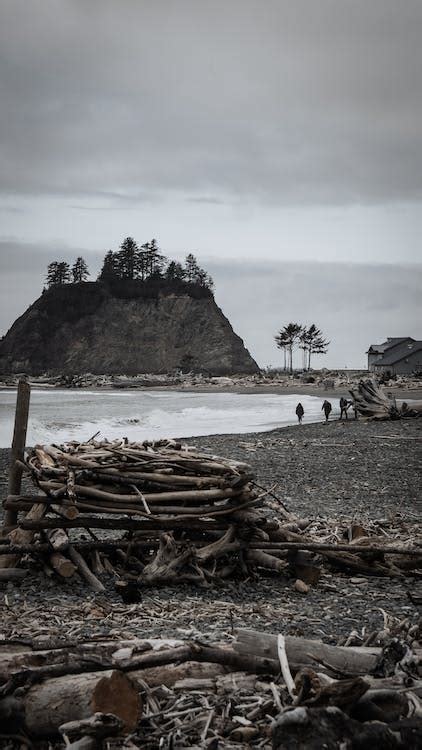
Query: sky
xmin=0 ymin=1 xmax=421 ymax=368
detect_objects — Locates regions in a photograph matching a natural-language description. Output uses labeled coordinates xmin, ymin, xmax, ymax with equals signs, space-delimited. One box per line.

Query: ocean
xmin=0 ymin=388 xmax=336 ymax=448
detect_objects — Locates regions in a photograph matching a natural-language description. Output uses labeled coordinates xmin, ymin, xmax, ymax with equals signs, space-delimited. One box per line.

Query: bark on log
xmin=3 ymin=379 xmax=30 ymax=528
xmin=49 ymin=552 xmax=77 ymax=579
xmin=235 ymin=629 xmax=379 ymax=676
xmin=59 ymin=712 xmax=123 ymax=741
xmin=130 ymin=661 xmax=227 ymax=688
xmin=24 ymin=669 xmax=141 ymax=736
xmin=68 ymin=546 xmax=105 ymax=592
xmin=251 ymin=540 xmax=422 ymax=557
xmin=18 ymin=516 xmax=231 ymax=532
xmin=0 ymin=639 xmax=167 ymax=681
xmin=195 ymin=526 xmax=241 ymax=562
xmin=0 ymin=569 xmax=28 ymax=582
xmin=1 ymin=502 xmax=46 ymax=569
xmin=246 ymin=549 xmax=287 ymax=573
xmin=37 ymin=481 xmax=243 ymax=505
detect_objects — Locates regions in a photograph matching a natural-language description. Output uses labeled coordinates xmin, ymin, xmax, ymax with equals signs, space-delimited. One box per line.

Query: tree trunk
xmin=49 ymin=552 xmax=77 ymax=579
xmin=235 ymin=629 xmax=379 ymax=676
xmin=24 ymin=669 xmax=141 ymax=736
xmin=1 ymin=502 xmax=45 ymax=569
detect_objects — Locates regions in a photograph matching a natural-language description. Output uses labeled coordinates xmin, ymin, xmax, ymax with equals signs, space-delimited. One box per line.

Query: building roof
xmin=373 ymin=340 xmax=422 ymax=366
xmin=367 ymin=337 xmax=414 ymax=355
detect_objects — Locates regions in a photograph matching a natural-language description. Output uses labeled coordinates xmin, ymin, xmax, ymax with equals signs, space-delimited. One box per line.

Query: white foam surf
xmin=0 ymin=389 xmax=335 ymax=448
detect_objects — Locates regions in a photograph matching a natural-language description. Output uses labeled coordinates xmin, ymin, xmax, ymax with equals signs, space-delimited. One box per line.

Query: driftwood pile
xmin=1 ymin=438 xmax=269 ymax=589
xmin=1 ymin=618 xmax=422 ymax=747
xmin=1 ymin=438 xmax=422 ymax=593
xmin=351 ymin=379 xmax=422 ymax=420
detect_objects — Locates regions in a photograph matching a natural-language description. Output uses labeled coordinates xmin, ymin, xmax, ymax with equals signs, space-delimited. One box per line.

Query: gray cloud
xmin=1 ymin=240 xmax=420 ymax=370
xmin=1 ymin=1 xmax=422 ymax=205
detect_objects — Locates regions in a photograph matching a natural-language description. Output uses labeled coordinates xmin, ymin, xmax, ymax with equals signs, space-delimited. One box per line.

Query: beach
xmin=1 ymin=416 xmax=421 ymax=644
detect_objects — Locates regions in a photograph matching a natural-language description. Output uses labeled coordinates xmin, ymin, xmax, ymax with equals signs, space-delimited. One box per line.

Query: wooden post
xmin=3 ymin=379 xmax=31 ymax=530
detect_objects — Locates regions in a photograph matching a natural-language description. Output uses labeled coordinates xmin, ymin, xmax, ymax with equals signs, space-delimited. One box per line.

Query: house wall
xmin=368 ymin=352 xmax=381 ymax=371
xmin=375 ymin=350 xmax=422 ymax=375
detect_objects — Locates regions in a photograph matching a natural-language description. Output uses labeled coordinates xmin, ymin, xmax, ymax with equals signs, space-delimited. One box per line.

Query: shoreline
xmin=0 ymin=382 xmax=421 ymax=401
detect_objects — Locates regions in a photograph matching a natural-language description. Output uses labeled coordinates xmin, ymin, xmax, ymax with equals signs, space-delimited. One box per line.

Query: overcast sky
xmin=0 ymin=1 xmax=421 ymax=367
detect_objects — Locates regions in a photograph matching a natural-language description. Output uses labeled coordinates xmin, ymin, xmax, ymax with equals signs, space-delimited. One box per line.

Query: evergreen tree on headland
xmin=144 ymin=239 xmax=167 ymax=278
xmin=95 ymin=239 xmax=214 ymax=291
xmin=184 ymin=253 xmax=201 ymax=283
xmin=184 ymin=253 xmax=214 ymax=289
xmin=46 ymin=261 xmax=71 ymax=287
xmin=165 ymin=260 xmax=186 ymax=281
xmin=72 ymin=256 xmax=89 ymax=283
xmin=98 ymin=250 xmax=118 ymax=281
xmin=116 ymin=237 xmax=140 ymax=279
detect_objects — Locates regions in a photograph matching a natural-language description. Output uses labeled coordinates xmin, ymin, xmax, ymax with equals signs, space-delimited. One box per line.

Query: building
xmin=367 ymin=337 xmax=422 ymax=375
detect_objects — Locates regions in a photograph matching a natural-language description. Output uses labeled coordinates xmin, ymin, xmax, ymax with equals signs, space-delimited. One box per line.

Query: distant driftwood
xmin=350 ymin=379 xmax=422 ymax=420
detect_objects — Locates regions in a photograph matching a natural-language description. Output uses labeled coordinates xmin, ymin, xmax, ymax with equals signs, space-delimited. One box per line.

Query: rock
xmin=0 ymin=282 xmax=259 ymax=376
xmin=272 ymin=707 xmax=402 ymax=750
xmin=294 ymin=579 xmax=309 ymax=594
xmin=350 ymin=577 xmax=368 ymax=585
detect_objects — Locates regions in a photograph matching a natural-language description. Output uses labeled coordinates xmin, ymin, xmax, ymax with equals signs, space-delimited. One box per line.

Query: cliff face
xmin=0 ymin=282 xmax=259 ymax=376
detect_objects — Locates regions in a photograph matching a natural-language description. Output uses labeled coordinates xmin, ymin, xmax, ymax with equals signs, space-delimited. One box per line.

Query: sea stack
xmin=0 ymin=281 xmax=259 ymax=376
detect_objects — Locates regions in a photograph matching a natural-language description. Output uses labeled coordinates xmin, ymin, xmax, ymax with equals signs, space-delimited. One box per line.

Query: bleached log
xmin=45 ymin=528 xmax=69 ymax=551
xmin=235 ymin=629 xmax=380 ymax=676
xmin=68 ymin=546 xmax=105 ymax=592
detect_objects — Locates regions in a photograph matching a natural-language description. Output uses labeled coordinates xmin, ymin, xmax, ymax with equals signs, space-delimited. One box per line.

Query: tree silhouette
xmin=184 ymin=253 xmax=201 ymax=282
xmin=72 ymin=256 xmax=89 ymax=283
xmin=165 ymin=261 xmax=186 ymax=281
xmin=46 ymin=261 xmax=71 ymax=287
xmin=275 ymin=323 xmax=303 ymax=373
xmin=302 ymin=324 xmax=329 ymax=369
xmin=145 ymin=239 xmax=167 ymax=277
xmin=96 ymin=241 xmax=213 ymax=291
xmin=116 ymin=237 xmax=140 ymax=279
xmin=98 ymin=250 xmax=118 ymax=281
xmin=184 ymin=253 xmax=213 ymax=290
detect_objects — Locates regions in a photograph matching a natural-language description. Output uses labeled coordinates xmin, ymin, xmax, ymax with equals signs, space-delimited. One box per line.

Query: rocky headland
xmin=0 ymin=280 xmax=259 ymax=376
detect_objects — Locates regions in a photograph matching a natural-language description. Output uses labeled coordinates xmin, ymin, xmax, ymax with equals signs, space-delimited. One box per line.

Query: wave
xmin=0 ymin=391 xmax=329 ymax=447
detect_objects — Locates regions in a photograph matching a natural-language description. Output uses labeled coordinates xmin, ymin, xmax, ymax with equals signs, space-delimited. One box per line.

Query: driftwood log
xmin=23 ymin=669 xmax=141 ymax=736
xmin=350 ymin=379 xmax=422 ymax=420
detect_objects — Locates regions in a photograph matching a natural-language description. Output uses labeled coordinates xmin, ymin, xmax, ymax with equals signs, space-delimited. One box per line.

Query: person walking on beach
xmin=295 ymin=402 xmax=304 ymax=424
xmin=339 ymin=396 xmax=349 ymax=420
xmin=322 ymin=399 xmax=332 ymax=422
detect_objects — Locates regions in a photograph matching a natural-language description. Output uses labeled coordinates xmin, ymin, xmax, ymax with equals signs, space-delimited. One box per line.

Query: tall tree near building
xmin=72 ymin=256 xmax=89 ymax=283
xmin=301 ymin=324 xmax=329 ymax=370
xmin=275 ymin=323 xmax=303 ymax=373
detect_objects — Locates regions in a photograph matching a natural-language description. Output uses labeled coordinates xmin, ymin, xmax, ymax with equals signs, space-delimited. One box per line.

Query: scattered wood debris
xmin=0 ymin=617 xmax=422 ymax=747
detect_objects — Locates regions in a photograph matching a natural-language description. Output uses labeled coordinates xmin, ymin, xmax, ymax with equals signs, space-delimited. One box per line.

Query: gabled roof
xmin=367 ymin=337 xmax=414 ymax=355
xmin=373 ymin=340 xmax=422 ymax=366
